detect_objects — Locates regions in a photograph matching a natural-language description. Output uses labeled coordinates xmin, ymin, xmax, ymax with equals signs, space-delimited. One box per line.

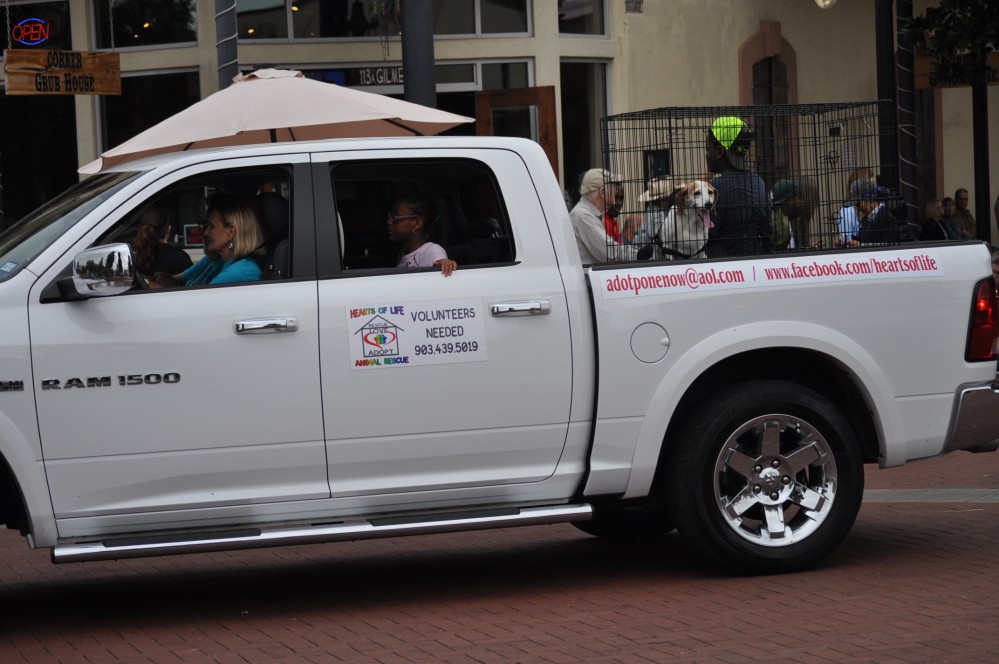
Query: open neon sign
xmin=12 ymin=18 xmax=50 ymax=46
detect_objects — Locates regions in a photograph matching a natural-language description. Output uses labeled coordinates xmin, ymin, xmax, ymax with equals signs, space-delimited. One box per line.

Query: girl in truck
xmin=387 ymin=194 xmax=457 ymax=276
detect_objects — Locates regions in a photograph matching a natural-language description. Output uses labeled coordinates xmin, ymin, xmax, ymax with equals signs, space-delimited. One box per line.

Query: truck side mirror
xmin=59 ymin=243 xmax=139 ymax=300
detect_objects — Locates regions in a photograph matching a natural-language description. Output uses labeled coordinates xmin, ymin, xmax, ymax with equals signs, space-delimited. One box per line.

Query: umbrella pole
xmin=385 ymin=119 xmax=422 ymax=136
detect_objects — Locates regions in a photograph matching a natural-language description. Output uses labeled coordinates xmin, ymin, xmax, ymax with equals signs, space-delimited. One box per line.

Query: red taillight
xmin=966 ymin=277 xmax=998 ymax=362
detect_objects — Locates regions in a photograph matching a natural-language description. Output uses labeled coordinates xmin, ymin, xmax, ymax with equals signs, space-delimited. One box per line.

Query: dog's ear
xmin=664 ymin=186 xmax=683 ymax=211
xmin=675 ymin=184 xmax=690 ymax=208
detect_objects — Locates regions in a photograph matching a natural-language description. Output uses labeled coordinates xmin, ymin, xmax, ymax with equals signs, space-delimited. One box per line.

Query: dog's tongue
xmin=696 ymin=208 xmax=715 ymax=228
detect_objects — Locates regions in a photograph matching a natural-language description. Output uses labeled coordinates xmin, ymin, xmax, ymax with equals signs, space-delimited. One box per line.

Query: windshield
xmin=0 ymin=172 xmax=138 ymax=284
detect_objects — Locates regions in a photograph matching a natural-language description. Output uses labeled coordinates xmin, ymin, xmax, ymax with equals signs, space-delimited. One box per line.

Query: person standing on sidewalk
xmin=954 ymin=188 xmax=976 ymax=239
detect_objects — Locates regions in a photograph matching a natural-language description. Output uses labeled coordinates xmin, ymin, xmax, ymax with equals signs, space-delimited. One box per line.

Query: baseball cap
xmin=862 ymin=185 xmax=891 ymax=201
xmin=578 ymin=168 xmax=621 ymax=196
xmin=771 ymin=179 xmax=802 ymax=206
xmin=849 ymin=179 xmax=877 ymax=202
xmin=709 ymin=116 xmax=755 ymax=171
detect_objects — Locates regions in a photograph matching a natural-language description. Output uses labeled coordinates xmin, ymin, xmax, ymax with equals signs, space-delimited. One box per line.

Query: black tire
xmin=666 ymin=379 xmax=863 ymax=574
xmin=573 ymin=501 xmax=674 ymax=541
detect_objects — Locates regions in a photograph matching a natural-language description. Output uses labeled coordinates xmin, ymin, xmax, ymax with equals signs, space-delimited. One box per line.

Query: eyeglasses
xmin=387 ymin=213 xmax=420 ymax=224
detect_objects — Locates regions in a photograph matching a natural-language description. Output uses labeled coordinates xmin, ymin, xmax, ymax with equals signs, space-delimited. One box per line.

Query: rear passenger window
xmin=330 ymin=159 xmax=515 ymax=271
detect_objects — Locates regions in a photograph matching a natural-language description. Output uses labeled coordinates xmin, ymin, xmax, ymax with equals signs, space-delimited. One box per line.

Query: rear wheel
xmin=667 ymin=379 xmax=863 ymax=574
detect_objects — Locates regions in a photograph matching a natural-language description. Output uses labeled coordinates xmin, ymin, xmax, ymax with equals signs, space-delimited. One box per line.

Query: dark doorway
xmin=0 ymin=94 xmax=78 ymax=225
xmin=915 ymin=88 xmax=938 ymax=205
xmin=560 ymin=61 xmax=607 ymax=204
xmin=752 ymin=56 xmax=794 ymax=186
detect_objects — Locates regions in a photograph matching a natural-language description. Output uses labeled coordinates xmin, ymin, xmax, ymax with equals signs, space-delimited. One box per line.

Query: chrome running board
xmin=51 ymin=503 xmax=593 ymax=564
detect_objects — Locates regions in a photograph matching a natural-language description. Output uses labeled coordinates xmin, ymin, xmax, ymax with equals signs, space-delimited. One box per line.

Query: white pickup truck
xmin=0 ymin=136 xmax=996 ymax=574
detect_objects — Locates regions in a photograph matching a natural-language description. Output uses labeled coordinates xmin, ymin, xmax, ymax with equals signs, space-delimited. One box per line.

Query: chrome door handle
xmin=233 ymin=317 xmax=299 ymax=334
xmin=489 ymin=300 xmax=551 ymax=317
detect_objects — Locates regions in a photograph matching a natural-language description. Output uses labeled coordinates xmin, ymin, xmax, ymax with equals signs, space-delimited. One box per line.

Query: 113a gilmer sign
xmin=3 ymin=49 xmax=121 ymax=95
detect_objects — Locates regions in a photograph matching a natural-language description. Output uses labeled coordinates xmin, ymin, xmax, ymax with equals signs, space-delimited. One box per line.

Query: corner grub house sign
xmin=4 ymin=48 xmax=121 ymax=96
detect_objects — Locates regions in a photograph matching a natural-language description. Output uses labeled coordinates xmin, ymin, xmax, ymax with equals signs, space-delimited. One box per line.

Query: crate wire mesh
xmin=596 ymin=101 xmax=899 ymax=262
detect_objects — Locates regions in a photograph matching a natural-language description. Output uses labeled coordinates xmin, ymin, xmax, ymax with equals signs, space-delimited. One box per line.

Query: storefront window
xmin=292 ymin=0 xmax=396 ymax=39
xmin=94 ymin=0 xmax=196 ymax=49
xmin=252 ymin=0 xmax=527 ymax=40
xmin=430 ymin=0 xmax=473 ymax=35
xmin=559 ymin=0 xmax=605 ymax=36
xmin=435 ymin=64 xmax=475 ymax=86
xmin=101 ymin=71 xmax=200 ymax=151
xmin=6 ymin=0 xmax=71 ymax=50
xmin=482 ymin=62 xmax=529 ymax=90
xmin=238 ymin=0 xmax=287 ymax=39
xmin=481 ymin=0 xmax=528 ymax=34
xmin=291 ymin=0 xmax=346 ymax=38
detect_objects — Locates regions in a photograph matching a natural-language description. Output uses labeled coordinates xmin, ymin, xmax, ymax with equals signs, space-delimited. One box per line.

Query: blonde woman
xmin=151 ymin=194 xmax=265 ymax=287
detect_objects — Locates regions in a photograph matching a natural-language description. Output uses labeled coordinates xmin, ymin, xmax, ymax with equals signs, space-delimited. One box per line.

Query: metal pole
xmin=400 ymin=0 xmax=436 ymax=109
xmin=972 ymin=79 xmax=991 ymax=241
xmin=0 ymin=152 xmax=5 ymax=230
xmin=895 ymin=0 xmax=918 ymax=225
xmin=874 ymin=0 xmax=899 ymax=193
xmin=215 ymin=0 xmax=239 ymax=90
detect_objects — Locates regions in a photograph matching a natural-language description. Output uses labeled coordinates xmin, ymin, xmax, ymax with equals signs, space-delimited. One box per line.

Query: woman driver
xmin=151 ymin=194 xmax=265 ymax=287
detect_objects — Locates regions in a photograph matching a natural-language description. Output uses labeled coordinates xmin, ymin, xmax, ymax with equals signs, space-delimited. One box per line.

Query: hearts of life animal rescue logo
xmin=354 ymin=315 xmax=402 ymax=358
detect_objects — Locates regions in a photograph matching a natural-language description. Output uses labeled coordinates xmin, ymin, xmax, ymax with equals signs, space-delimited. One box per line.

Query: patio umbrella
xmin=80 ymin=68 xmax=474 ymax=173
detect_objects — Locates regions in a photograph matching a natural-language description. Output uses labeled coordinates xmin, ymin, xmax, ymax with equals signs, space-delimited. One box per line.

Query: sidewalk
xmin=0 ymin=448 xmax=996 ymax=664
xmin=865 ymin=448 xmax=999 ymax=488
xmin=864 ymin=448 xmax=999 ymax=503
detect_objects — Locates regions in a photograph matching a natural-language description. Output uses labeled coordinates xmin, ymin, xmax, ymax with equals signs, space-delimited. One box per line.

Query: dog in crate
xmin=638 ymin=179 xmax=716 ymax=260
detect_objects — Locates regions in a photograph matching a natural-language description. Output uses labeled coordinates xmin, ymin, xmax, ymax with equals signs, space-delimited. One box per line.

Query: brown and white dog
xmin=658 ymin=180 xmax=716 ymax=259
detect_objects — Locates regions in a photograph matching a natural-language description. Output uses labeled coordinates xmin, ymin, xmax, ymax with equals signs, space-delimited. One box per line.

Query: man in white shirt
xmin=570 ymin=168 xmax=638 ymax=264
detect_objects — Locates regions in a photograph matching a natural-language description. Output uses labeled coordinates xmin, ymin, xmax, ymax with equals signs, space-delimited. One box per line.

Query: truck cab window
xmin=97 ymin=167 xmax=293 ymax=287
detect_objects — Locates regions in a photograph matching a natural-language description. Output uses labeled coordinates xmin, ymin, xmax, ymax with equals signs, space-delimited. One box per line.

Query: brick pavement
xmin=0 ymin=450 xmax=996 ymax=663
xmin=866 ymin=447 xmax=999 ymax=489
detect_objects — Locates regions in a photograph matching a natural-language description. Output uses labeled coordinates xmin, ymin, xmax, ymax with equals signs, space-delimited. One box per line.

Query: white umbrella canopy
xmin=80 ymin=68 xmax=474 ymax=173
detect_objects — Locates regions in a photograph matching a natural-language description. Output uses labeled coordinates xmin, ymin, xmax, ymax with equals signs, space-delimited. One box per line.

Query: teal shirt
xmin=183 ymin=255 xmax=262 ymax=286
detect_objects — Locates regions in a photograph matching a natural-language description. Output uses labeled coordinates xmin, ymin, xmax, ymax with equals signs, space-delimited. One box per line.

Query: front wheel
xmin=667 ymin=380 xmax=864 ymax=574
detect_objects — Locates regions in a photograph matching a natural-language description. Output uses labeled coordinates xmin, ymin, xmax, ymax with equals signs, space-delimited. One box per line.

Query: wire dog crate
xmin=596 ymin=101 xmax=899 ymax=262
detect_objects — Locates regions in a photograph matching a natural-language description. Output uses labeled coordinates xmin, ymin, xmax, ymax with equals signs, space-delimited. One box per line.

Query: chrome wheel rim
xmin=712 ymin=414 xmax=837 ymax=547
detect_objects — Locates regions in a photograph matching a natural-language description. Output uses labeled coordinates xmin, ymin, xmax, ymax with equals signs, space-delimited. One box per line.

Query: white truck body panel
xmin=29 ymin=281 xmax=328 ymax=520
xmin=585 ymin=247 xmax=992 ymax=497
xmin=313 ymin=148 xmax=573 ymax=501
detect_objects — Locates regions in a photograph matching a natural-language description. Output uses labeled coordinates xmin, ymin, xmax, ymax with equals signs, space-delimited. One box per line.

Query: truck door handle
xmin=233 ymin=317 xmax=299 ymax=335
xmin=489 ymin=300 xmax=551 ymax=317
